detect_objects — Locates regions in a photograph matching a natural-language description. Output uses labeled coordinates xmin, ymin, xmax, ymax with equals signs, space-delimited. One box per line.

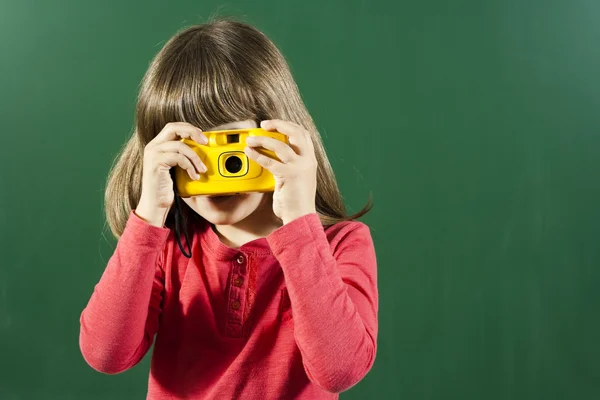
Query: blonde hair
xmin=105 ymin=19 xmax=371 ymax=238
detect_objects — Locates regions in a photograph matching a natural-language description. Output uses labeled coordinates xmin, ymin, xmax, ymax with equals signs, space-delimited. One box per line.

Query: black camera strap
xmin=172 ymin=178 xmax=193 ymax=259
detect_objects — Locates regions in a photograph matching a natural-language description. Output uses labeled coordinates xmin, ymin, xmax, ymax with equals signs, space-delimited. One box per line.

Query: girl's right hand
xmin=135 ymin=122 xmax=207 ymax=227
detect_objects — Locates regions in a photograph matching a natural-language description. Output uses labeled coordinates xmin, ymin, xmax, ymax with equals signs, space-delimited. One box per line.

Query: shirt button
xmin=231 ymin=300 xmax=241 ymax=310
xmin=236 ymin=254 xmax=245 ymax=264
xmin=233 ymin=276 xmax=243 ymax=287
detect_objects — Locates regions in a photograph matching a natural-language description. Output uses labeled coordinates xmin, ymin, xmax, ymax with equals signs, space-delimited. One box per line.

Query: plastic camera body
xmin=174 ymin=128 xmax=288 ymax=197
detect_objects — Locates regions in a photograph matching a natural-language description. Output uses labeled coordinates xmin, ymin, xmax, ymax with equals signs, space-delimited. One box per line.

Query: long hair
xmin=105 ymin=19 xmax=371 ymax=238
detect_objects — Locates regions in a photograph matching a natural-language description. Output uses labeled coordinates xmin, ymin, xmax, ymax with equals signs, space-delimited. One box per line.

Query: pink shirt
xmin=79 ymin=211 xmax=378 ymax=399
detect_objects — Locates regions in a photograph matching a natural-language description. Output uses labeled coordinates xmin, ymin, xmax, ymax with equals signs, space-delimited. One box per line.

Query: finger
xmin=158 ymin=153 xmax=200 ymax=180
xmin=245 ymin=136 xmax=297 ymax=163
xmin=260 ymin=119 xmax=312 ymax=155
xmin=244 ymin=146 xmax=285 ymax=175
xmin=151 ymin=122 xmax=207 ymax=146
xmin=156 ymin=141 xmax=206 ymax=173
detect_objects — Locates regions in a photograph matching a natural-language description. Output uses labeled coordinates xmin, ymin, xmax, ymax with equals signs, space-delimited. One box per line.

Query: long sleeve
xmin=79 ymin=211 xmax=171 ymax=374
xmin=266 ymin=214 xmax=378 ymax=394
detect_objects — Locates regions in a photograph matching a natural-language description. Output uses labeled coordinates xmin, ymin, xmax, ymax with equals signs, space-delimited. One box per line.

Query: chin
xmin=182 ymin=192 xmax=269 ymax=226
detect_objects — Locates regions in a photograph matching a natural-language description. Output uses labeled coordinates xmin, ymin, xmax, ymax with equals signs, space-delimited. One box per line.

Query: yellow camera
xmin=174 ymin=128 xmax=288 ymax=197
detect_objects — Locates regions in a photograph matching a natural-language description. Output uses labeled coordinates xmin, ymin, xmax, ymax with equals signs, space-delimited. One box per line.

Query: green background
xmin=1 ymin=0 xmax=600 ymax=398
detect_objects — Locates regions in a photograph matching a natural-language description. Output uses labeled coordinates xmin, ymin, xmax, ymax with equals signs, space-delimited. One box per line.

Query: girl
xmin=79 ymin=19 xmax=378 ymax=400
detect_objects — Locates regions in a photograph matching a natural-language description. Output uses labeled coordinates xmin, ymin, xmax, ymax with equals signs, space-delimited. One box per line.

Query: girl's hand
xmin=136 ymin=122 xmax=207 ymax=227
xmin=244 ymin=120 xmax=317 ymax=225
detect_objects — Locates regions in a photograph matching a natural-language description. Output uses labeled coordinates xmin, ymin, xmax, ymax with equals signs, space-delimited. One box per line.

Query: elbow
xmin=78 ymin=312 xmax=147 ymax=375
xmin=79 ymin=333 xmax=134 ymax=375
xmin=308 ymin=342 xmax=377 ymax=394
xmin=310 ymin=375 xmax=358 ymax=394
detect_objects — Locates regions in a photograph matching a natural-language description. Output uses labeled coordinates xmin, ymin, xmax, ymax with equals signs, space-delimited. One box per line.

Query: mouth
xmin=205 ymin=194 xmax=242 ymax=203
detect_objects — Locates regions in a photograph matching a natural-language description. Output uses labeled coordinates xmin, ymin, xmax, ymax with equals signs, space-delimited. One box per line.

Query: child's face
xmin=181 ymin=120 xmax=273 ymax=226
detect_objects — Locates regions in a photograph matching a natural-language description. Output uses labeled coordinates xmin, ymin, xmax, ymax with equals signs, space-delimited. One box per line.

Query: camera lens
xmin=225 ymin=155 xmax=243 ymax=174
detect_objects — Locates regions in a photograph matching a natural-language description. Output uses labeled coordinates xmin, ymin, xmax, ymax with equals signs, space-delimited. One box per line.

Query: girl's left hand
xmin=244 ymin=120 xmax=317 ymax=225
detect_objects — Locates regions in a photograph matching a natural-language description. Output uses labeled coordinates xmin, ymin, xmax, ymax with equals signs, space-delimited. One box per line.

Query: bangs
xmin=137 ymin=29 xmax=267 ymax=137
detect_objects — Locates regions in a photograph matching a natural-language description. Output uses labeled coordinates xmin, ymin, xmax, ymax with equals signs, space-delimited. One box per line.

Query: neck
xmin=213 ymin=198 xmax=282 ymax=248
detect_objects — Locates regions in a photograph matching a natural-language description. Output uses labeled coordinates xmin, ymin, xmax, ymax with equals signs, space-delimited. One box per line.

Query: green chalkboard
xmin=1 ymin=0 xmax=600 ymax=399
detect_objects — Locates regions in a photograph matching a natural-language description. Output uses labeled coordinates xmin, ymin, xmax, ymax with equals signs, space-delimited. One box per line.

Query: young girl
xmin=79 ymin=19 xmax=378 ymax=399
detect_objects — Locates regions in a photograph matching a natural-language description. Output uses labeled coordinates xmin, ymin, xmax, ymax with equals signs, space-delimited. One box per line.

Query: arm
xmin=79 ymin=211 xmax=171 ymax=374
xmin=267 ymin=214 xmax=378 ymax=393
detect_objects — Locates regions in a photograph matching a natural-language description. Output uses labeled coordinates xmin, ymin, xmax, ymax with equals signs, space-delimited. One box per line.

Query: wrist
xmin=281 ymin=208 xmax=316 ymax=225
xmin=135 ymin=197 xmax=170 ymax=228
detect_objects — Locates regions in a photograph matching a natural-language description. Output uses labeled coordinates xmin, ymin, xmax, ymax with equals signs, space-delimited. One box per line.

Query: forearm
xmin=79 ymin=212 xmax=170 ymax=373
xmin=267 ymin=214 xmax=378 ymax=393
xmin=283 ymin=255 xmax=376 ymax=392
